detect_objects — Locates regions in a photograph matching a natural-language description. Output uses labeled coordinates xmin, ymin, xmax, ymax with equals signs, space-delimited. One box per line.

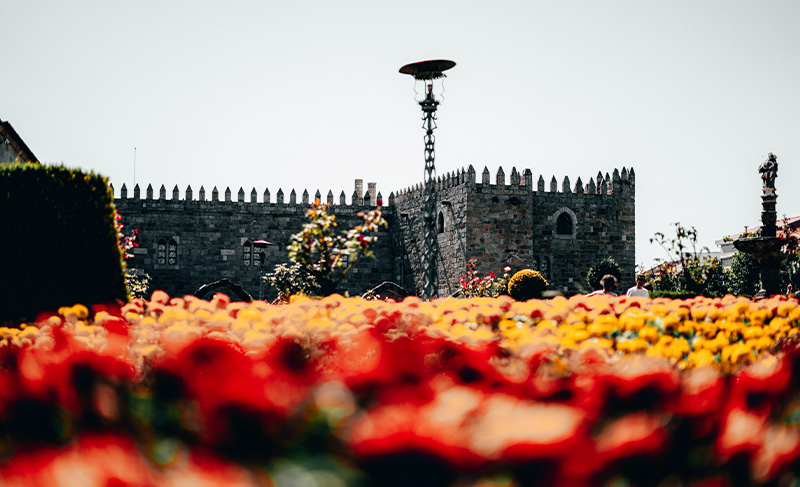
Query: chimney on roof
xmin=355 ymin=179 xmax=364 ymax=205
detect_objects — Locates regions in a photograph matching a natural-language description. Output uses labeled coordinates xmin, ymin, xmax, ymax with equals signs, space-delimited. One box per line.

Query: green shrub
xmin=507 ymin=269 xmax=548 ymax=301
xmin=649 ymin=290 xmax=700 ymax=299
xmin=0 ymin=163 xmax=127 ymax=322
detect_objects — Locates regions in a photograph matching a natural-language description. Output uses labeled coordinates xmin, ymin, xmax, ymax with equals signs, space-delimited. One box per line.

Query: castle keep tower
xmin=114 ymin=165 xmax=635 ymax=300
xmin=392 ymin=165 xmax=635 ymax=296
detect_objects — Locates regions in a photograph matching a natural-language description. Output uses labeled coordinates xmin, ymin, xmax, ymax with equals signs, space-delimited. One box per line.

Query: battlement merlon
xmin=112 ymin=165 xmax=634 ymax=207
xmin=390 ymin=165 xmax=635 ymax=203
xmin=113 ymin=179 xmax=389 ymax=208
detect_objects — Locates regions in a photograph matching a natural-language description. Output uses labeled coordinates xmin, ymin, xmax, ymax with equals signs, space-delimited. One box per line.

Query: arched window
xmin=552 ymin=207 xmax=577 ymax=238
xmin=168 ymin=239 xmax=178 ymax=265
xmin=556 ymin=213 xmax=573 ymax=235
xmin=243 ymin=241 xmax=252 ymax=266
xmin=157 ymin=239 xmax=167 ymax=265
xmin=437 ymin=212 xmax=445 ymax=234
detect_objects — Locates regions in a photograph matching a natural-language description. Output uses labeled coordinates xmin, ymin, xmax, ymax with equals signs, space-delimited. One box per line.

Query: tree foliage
xmin=264 ymin=200 xmax=387 ymax=301
xmin=781 ymin=251 xmax=800 ymax=293
xmin=586 ymin=258 xmax=622 ymax=291
xmin=725 ymin=251 xmax=760 ymax=297
xmin=650 ymin=223 xmax=724 ymax=296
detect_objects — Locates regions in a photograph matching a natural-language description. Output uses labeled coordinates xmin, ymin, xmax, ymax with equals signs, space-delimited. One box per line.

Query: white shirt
xmin=626 ymin=286 xmax=649 ymax=297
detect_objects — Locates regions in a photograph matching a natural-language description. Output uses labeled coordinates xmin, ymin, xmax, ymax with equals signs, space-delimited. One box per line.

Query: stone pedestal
xmin=761 ymin=192 xmax=777 ymax=237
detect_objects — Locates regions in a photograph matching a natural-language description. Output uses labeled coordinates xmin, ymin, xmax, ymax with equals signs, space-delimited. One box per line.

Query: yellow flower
xmin=742 ymin=326 xmax=764 ymax=340
xmin=777 ymin=301 xmax=795 ymax=318
xmin=721 ymin=342 xmax=753 ymax=365
xmin=566 ymin=329 xmax=589 ymax=343
xmin=687 ymin=349 xmax=716 ymax=368
xmin=237 ymin=308 xmax=262 ymax=323
xmin=639 ymin=325 xmax=659 ymax=343
xmin=703 ymin=333 xmax=729 ymax=354
xmin=498 ymin=319 xmax=519 ymax=331
xmin=587 ymin=321 xmax=615 ymax=338
xmin=619 ymin=311 xmax=645 ymax=332
xmin=690 ymin=308 xmax=707 ymax=321
xmin=664 ymin=337 xmax=690 ymax=361
xmin=677 ymin=320 xmax=697 ymax=335
xmin=768 ymin=317 xmax=789 ymax=332
xmin=719 ymin=320 xmax=744 ymax=336
xmin=616 ymin=337 xmax=648 ymax=353
xmin=748 ymin=309 xmax=771 ymax=327
xmin=733 ymin=301 xmax=751 ymax=315
xmin=746 ymin=336 xmax=773 ymax=352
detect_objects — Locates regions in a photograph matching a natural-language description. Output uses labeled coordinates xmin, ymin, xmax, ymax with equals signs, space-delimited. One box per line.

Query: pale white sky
xmin=5 ymin=1 xmax=800 ymax=269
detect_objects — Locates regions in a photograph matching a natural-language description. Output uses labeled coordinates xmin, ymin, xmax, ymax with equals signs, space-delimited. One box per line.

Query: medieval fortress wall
xmin=114 ymin=165 xmax=635 ymax=299
xmin=114 ymin=184 xmax=396 ymax=299
xmin=392 ymin=165 xmax=635 ymax=296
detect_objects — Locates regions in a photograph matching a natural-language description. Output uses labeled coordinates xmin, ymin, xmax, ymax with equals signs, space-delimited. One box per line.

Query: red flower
xmin=346 ymin=378 xmax=485 ymax=471
xmin=470 ymin=392 xmax=587 ymax=467
xmin=667 ymin=366 xmax=726 ymax=438
xmin=716 ymin=406 xmax=768 ymax=461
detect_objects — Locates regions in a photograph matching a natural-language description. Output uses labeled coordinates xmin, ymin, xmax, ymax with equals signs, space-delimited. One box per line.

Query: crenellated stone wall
xmin=114 ymin=164 xmax=635 ymax=300
xmin=115 ymin=183 xmax=394 ymax=301
xmin=392 ymin=165 xmax=636 ymax=296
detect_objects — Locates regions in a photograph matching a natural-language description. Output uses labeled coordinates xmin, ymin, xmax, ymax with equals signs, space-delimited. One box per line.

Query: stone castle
xmin=113 ymin=164 xmax=636 ymax=300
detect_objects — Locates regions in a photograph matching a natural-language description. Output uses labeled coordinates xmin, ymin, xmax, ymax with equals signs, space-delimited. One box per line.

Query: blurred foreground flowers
xmin=3 ymin=292 xmax=800 ymax=486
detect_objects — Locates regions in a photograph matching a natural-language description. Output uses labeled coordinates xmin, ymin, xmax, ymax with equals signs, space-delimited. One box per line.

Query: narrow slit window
xmin=254 ymin=250 xmax=265 ymax=267
xmin=243 ymin=241 xmax=252 ymax=266
xmin=157 ymin=239 xmax=167 ymax=265
xmin=168 ymin=239 xmax=178 ymax=265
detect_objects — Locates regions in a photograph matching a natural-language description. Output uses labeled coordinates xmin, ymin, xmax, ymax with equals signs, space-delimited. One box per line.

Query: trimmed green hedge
xmin=648 ymin=290 xmax=726 ymax=299
xmin=0 ymin=163 xmax=126 ymax=322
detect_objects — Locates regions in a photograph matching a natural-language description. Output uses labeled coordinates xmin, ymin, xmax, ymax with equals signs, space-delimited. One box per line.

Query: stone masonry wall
xmin=393 ymin=171 xmax=470 ymax=297
xmin=114 ymin=164 xmax=635 ymax=300
xmin=393 ymin=165 xmax=636 ymax=296
xmin=115 ymin=183 xmax=394 ymax=301
xmin=526 ymin=168 xmax=636 ymax=294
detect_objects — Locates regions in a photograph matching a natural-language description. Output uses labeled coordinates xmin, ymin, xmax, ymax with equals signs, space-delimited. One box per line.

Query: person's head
xmin=636 ymin=275 xmax=646 ymax=287
xmin=600 ymin=274 xmax=617 ymax=291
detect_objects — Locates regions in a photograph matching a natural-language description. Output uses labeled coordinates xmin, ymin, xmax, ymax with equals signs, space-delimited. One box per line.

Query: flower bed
xmin=2 ymin=292 xmax=800 ymax=486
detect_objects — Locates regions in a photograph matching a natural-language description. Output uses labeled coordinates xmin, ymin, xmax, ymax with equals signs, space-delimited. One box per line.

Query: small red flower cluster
xmin=115 ymin=213 xmax=139 ymax=260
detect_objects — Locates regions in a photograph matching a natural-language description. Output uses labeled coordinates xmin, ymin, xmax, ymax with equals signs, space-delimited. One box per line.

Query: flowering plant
xmin=651 ymin=223 xmax=726 ymax=296
xmin=458 ymin=259 xmax=510 ymax=298
xmin=116 ymin=212 xmax=151 ymax=298
xmin=265 ymin=200 xmax=387 ymax=300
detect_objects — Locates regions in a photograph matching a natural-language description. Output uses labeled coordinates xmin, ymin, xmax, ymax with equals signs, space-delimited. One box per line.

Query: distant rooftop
xmin=726 ymin=215 xmax=800 ymax=240
xmin=0 ymin=119 xmax=38 ymax=164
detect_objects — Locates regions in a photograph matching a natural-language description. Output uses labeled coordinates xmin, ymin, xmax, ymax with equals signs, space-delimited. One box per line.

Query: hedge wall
xmin=0 ymin=163 xmax=126 ymax=322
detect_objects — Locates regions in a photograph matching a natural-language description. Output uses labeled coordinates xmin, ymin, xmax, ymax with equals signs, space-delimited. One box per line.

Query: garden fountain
xmin=733 ymin=153 xmax=788 ymax=298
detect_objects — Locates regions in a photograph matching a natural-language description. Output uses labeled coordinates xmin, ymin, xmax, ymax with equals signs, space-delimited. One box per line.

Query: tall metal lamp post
xmin=399 ymin=59 xmax=456 ymax=300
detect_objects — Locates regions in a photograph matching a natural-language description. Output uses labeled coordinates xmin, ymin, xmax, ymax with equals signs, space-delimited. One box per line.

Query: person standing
xmin=626 ymin=275 xmax=650 ymax=297
xmin=586 ymin=274 xmax=619 ymax=297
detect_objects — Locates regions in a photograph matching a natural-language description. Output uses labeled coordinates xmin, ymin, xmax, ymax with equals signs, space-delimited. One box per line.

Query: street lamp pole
xmin=399 ymin=59 xmax=455 ymax=300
